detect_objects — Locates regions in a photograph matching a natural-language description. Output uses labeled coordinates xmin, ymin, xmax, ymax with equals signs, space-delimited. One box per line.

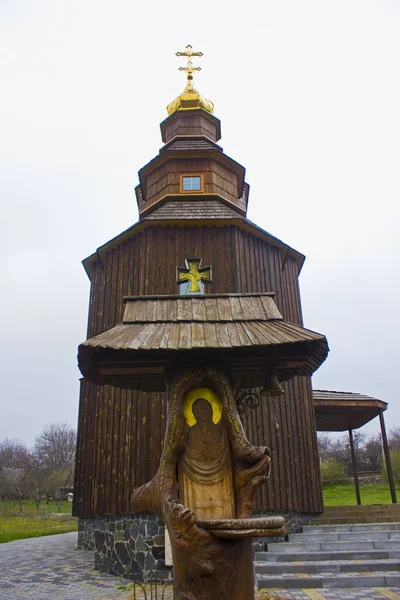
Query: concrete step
xmin=257 ymin=572 xmax=400 ymax=590
xmin=255 ymin=518 xmax=400 ymax=589
xmin=266 ymin=539 xmax=400 ymax=552
xmin=255 ymin=549 xmax=400 ymax=562
xmin=254 ymin=558 xmax=400 ymax=575
xmin=288 ymin=530 xmax=400 ymax=542
xmin=303 ymin=522 xmax=400 ymax=533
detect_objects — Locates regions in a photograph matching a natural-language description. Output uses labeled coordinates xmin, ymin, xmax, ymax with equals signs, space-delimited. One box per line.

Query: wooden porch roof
xmin=313 ymin=389 xmax=387 ymax=431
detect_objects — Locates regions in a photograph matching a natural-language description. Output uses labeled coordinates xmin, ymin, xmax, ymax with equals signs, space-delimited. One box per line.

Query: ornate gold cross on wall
xmin=176 ymin=258 xmax=212 ymax=294
xmin=176 ymin=44 xmax=203 ymax=88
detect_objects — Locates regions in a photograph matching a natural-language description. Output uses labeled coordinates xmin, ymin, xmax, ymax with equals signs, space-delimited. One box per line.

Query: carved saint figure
xmin=179 ymin=398 xmax=235 ymax=521
xmin=131 ymin=369 xmax=277 ymax=600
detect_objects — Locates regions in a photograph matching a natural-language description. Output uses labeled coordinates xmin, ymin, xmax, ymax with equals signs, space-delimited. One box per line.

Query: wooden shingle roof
xmin=313 ymin=389 xmax=387 ymax=431
xmin=313 ymin=390 xmax=385 ymax=403
xmin=78 ymin=294 xmax=328 ymax=391
xmin=143 ymin=200 xmax=239 ymax=221
xmin=81 ymin=319 xmax=326 ymax=356
xmin=160 ymin=138 xmax=222 ymax=153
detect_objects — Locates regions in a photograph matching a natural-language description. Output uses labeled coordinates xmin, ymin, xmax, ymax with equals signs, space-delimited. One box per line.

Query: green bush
xmin=320 ymin=458 xmax=347 ymax=485
xmin=382 ymin=450 xmax=400 ymax=484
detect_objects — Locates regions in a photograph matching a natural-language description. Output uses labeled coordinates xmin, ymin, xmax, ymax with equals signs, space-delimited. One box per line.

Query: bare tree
xmin=0 ymin=439 xmax=30 ymax=511
xmin=317 ymin=433 xmax=334 ymax=461
xmin=0 ymin=439 xmax=30 ymax=469
xmin=317 ymin=431 xmax=383 ymax=475
xmin=48 ymin=469 xmax=73 ymax=511
xmin=389 ymin=427 xmax=400 ymax=451
xmin=34 ymin=423 xmax=76 ymax=473
xmin=0 ymin=467 xmax=27 ymax=511
xmin=362 ymin=435 xmax=382 ymax=472
xmin=327 ymin=432 xmax=366 ymax=474
xmin=34 ymin=423 xmax=76 ymax=510
xmin=24 ymin=454 xmax=51 ymax=511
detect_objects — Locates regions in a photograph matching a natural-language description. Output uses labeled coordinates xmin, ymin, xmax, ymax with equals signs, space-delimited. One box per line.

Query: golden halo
xmin=182 ymin=388 xmax=222 ymax=427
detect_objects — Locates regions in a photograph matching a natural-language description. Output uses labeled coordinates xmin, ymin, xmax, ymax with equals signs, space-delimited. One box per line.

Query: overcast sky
xmin=1 ymin=1 xmax=399 ymax=447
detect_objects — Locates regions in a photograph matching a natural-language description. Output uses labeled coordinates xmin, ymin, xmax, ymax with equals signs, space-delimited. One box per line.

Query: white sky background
xmin=0 ymin=0 xmax=399 ymax=447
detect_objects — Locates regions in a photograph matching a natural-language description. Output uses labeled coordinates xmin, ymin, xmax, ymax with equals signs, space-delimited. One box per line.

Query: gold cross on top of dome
xmin=176 ymin=45 xmax=203 ymax=87
xmin=166 ymin=45 xmax=214 ymax=116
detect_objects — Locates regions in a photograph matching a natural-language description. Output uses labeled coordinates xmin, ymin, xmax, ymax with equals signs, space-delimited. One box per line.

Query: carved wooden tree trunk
xmin=164 ymin=503 xmax=255 ymax=600
xmin=132 ymin=366 xmax=285 ymax=600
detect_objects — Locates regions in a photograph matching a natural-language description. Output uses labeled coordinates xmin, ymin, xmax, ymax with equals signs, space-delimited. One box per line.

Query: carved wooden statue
xmin=132 ymin=366 xmax=285 ymax=599
xmin=179 ymin=397 xmax=235 ymax=521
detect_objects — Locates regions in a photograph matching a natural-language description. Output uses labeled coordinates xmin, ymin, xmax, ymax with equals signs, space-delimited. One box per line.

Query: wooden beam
xmin=349 ymin=429 xmax=361 ymax=506
xmin=379 ymin=409 xmax=397 ymax=504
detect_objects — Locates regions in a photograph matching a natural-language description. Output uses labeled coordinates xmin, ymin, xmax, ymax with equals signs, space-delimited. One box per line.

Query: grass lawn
xmin=2 ymin=486 xmax=398 ymax=545
xmin=0 ymin=499 xmax=73 ymax=515
xmin=323 ymin=483 xmax=400 ymax=506
xmin=0 ymin=499 xmax=77 ymax=543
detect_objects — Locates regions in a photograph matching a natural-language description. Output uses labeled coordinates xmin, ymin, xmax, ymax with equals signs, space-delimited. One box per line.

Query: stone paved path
xmin=0 ymin=533 xmax=134 ymax=600
xmin=1 ymin=533 xmax=400 ymax=599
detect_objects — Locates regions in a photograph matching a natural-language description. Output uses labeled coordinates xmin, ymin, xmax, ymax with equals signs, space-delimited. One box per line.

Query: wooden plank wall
xmin=143 ymin=159 xmax=246 ymax=214
xmin=74 ymin=225 xmax=322 ymax=517
xmin=74 ymin=380 xmax=167 ymax=518
xmin=162 ymin=113 xmax=217 ymax=142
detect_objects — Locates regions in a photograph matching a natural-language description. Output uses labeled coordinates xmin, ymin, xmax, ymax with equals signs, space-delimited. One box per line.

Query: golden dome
xmin=167 ymin=82 xmax=214 ymax=116
xmin=167 ymin=45 xmax=214 ymax=116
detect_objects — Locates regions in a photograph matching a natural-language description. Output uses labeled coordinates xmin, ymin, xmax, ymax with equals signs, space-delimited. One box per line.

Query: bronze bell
xmin=260 ymin=372 xmax=285 ymax=397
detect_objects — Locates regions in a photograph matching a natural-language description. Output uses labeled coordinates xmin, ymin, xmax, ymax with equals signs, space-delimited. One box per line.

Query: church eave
xmin=82 ymin=217 xmax=305 ymax=282
xmin=139 ymin=194 xmax=246 ymax=218
xmin=142 ymin=198 xmax=245 ymax=220
xmin=159 ymin=135 xmax=224 ymax=154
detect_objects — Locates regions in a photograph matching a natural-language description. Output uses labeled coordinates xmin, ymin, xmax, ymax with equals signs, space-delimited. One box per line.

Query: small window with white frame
xmin=181 ymin=174 xmax=203 ymax=193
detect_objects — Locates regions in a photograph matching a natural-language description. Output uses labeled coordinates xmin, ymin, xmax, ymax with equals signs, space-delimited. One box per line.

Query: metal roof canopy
xmin=313 ymin=390 xmax=388 ymax=432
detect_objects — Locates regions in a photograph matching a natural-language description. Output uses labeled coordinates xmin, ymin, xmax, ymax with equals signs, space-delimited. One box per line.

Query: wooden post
xmin=379 ymin=409 xmax=397 ymax=504
xmin=348 ymin=429 xmax=361 ymax=506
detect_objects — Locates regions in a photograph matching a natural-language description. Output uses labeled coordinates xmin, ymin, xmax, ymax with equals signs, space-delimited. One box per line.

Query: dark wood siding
xmin=142 ymin=159 xmax=246 ymax=215
xmin=74 ymin=225 xmax=322 ymax=517
xmin=161 ymin=112 xmax=219 ymax=144
xmin=74 ymin=380 xmax=167 ymax=518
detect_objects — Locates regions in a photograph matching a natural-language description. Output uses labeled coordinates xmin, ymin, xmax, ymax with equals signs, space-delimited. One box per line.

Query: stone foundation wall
xmin=348 ymin=475 xmax=384 ymax=485
xmin=78 ymin=511 xmax=318 ymax=581
xmin=78 ymin=515 xmax=172 ymax=582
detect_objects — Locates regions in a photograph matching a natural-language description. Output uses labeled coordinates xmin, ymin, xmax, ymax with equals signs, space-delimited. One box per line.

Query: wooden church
xmin=74 ymin=46 xmax=328 ymax=583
